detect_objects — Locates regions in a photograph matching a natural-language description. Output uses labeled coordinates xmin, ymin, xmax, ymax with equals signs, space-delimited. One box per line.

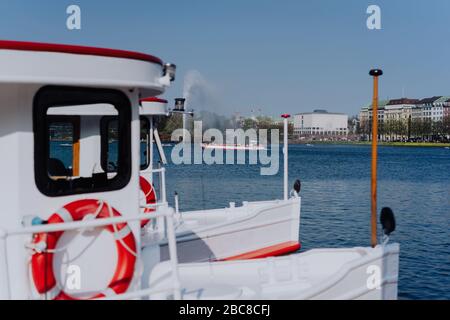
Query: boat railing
xmin=0 ymin=206 xmax=181 ymax=300
xmin=141 ymin=167 xmax=167 ymax=205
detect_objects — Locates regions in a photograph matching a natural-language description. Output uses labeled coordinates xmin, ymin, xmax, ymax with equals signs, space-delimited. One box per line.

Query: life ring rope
xmin=29 ymin=200 xmax=137 ymax=257
xmin=33 ymin=202 xmax=107 ymax=254
xmin=104 ymin=200 xmax=137 ymax=257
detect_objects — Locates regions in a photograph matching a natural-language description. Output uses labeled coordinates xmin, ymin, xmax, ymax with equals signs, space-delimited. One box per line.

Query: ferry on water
xmin=201 ymin=140 xmax=266 ymax=151
xmin=0 ymin=40 xmax=399 ymax=300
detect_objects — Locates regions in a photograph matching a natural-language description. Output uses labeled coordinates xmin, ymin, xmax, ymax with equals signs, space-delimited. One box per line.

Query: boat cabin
xmin=138 ymin=97 xmax=169 ymax=198
xmin=0 ymin=40 xmax=174 ymax=299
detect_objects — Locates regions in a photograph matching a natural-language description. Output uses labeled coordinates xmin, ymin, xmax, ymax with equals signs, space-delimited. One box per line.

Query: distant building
xmin=358 ymin=95 xmax=450 ymax=141
xmin=359 ymin=96 xmax=450 ymax=124
xmin=418 ymin=96 xmax=443 ymax=121
xmin=358 ymin=100 xmax=389 ymax=133
xmin=293 ymin=110 xmax=348 ymax=136
xmin=431 ymin=96 xmax=449 ymax=121
xmin=384 ymin=98 xmax=419 ymax=122
xmin=444 ymin=99 xmax=450 ymax=118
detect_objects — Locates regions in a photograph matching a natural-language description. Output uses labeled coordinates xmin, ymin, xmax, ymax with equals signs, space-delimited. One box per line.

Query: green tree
xmin=443 ymin=116 xmax=450 ymax=137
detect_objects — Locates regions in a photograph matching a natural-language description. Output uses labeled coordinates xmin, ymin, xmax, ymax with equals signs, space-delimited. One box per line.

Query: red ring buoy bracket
xmin=30 ymin=199 xmax=137 ymax=300
xmin=140 ymin=176 xmax=156 ymax=227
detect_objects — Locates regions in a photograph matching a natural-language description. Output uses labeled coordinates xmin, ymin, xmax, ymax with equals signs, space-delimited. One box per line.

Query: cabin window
xmin=47 ymin=117 xmax=80 ymax=178
xmin=140 ymin=117 xmax=151 ymax=170
xmin=100 ymin=116 xmax=119 ymax=173
xmin=101 ymin=116 xmax=150 ymax=171
xmin=34 ymin=86 xmax=131 ymax=197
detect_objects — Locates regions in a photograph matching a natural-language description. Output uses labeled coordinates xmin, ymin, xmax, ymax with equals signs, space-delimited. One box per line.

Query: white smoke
xmin=182 ymin=70 xmax=221 ymax=112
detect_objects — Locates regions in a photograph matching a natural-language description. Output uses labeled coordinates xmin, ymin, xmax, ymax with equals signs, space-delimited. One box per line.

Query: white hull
xmin=148 ymin=243 xmax=400 ymax=300
xmin=140 ymin=197 xmax=301 ymax=280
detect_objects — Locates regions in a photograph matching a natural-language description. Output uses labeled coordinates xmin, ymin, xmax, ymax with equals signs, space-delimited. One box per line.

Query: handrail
xmin=140 ymin=202 xmax=168 ymax=210
xmin=8 ymin=212 xmax=168 ymax=235
xmin=100 ymin=285 xmax=177 ymax=300
xmin=0 ymin=207 xmax=181 ymax=300
xmin=142 ymin=167 xmax=167 ymax=204
xmin=0 ymin=228 xmax=10 ymax=300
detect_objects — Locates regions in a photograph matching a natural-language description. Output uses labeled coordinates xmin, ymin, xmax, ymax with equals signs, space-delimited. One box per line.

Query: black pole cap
xmin=369 ymin=69 xmax=383 ymax=77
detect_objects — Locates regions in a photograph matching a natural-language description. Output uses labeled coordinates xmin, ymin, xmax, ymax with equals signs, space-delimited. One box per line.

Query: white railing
xmin=0 ymin=207 xmax=181 ymax=300
xmin=155 ymin=167 xmax=167 ymax=204
xmin=142 ymin=167 xmax=167 ymax=205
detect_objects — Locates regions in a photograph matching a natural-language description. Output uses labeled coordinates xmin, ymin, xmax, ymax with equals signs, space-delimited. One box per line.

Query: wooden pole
xmin=369 ymin=69 xmax=383 ymax=248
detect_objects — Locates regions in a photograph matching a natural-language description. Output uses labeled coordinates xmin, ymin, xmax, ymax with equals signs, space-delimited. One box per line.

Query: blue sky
xmin=0 ymin=0 xmax=449 ymax=116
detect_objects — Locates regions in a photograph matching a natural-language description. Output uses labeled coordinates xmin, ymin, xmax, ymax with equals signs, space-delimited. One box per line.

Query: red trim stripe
xmin=221 ymin=241 xmax=301 ymax=261
xmin=0 ymin=40 xmax=163 ymax=65
xmin=140 ymin=97 xmax=168 ymax=103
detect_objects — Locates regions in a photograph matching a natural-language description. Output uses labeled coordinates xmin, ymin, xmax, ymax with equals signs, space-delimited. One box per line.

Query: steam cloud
xmin=182 ymin=70 xmax=231 ymax=131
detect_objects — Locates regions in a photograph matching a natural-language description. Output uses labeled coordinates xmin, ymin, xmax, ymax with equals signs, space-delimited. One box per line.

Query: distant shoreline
xmin=290 ymin=141 xmax=450 ymax=148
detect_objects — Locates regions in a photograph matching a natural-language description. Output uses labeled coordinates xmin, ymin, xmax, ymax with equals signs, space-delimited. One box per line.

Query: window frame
xmin=139 ymin=116 xmax=151 ymax=171
xmin=33 ymin=85 xmax=132 ymax=197
xmin=100 ymin=115 xmax=151 ymax=172
xmin=100 ymin=115 xmax=119 ymax=173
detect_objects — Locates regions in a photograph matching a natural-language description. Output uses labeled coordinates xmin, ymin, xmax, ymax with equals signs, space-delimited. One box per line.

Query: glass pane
xmin=106 ymin=120 xmax=119 ymax=172
xmin=48 ymin=121 xmax=73 ymax=178
xmin=140 ymin=119 xmax=150 ymax=169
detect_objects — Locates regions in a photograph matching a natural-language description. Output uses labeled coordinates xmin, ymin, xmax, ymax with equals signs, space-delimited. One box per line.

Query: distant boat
xmin=306 ymin=143 xmax=314 ymax=147
xmin=444 ymin=147 xmax=450 ymax=150
xmin=201 ymin=141 xmax=266 ymax=151
xmin=59 ymin=143 xmax=72 ymax=147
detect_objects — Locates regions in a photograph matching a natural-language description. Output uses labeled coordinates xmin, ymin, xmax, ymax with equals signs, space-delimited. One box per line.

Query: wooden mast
xmin=369 ymin=69 xmax=383 ymax=248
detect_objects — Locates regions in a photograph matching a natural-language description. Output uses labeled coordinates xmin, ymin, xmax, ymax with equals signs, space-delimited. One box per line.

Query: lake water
xmin=51 ymin=142 xmax=450 ymax=299
xmin=162 ymin=144 xmax=450 ymax=300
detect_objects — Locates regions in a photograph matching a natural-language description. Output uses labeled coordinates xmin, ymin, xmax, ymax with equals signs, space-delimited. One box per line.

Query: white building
xmin=418 ymin=96 xmax=446 ymax=122
xmin=431 ymin=96 xmax=450 ymax=121
xmin=294 ymin=110 xmax=348 ymax=136
xmin=384 ymin=98 xmax=419 ymax=122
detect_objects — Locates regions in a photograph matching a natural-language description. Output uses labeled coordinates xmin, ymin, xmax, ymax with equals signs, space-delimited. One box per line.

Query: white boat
xmin=149 ymin=242 xmax=399 ymax=300
xmin=136 ymin=69 xmax=400 ymax=301
xmin=0 ymin=40 xmax=300 ymax=300
xmin=59 ymin=143 xmax=72 ymax=147
xmin=201 ymin=141 xmax=266 ymax=151
xmin=139 ymin=98 xmax=300 ymax=263
xmin=0 ymin=40 xmax=398 ymax=301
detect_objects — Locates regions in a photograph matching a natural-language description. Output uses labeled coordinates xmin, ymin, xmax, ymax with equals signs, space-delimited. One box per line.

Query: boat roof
xmin=0 ymin=40 xmax=163 ymax=65
xmin=0 ymin=40 xmax=167 ymax=95
xmin=140 ymin=97 xmax=168 ymax=104
xmin=140 ymin=97 xmax=168 ymax=116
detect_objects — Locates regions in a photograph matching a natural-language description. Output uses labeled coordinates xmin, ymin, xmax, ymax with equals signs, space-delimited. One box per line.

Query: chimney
xmin=174 ymin=98 xmax=186 ymax=112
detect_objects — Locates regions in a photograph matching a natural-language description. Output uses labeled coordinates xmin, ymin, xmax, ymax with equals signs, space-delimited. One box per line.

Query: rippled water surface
xmin=162 ymin=144 xmax=450 ymax=300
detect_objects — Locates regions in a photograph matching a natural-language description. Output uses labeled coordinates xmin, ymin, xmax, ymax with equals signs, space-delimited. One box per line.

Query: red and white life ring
xmin=30 ymin=199 xmax=136 ymax=300
xmin=139 ymin=176 xmax=156 ymax=227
